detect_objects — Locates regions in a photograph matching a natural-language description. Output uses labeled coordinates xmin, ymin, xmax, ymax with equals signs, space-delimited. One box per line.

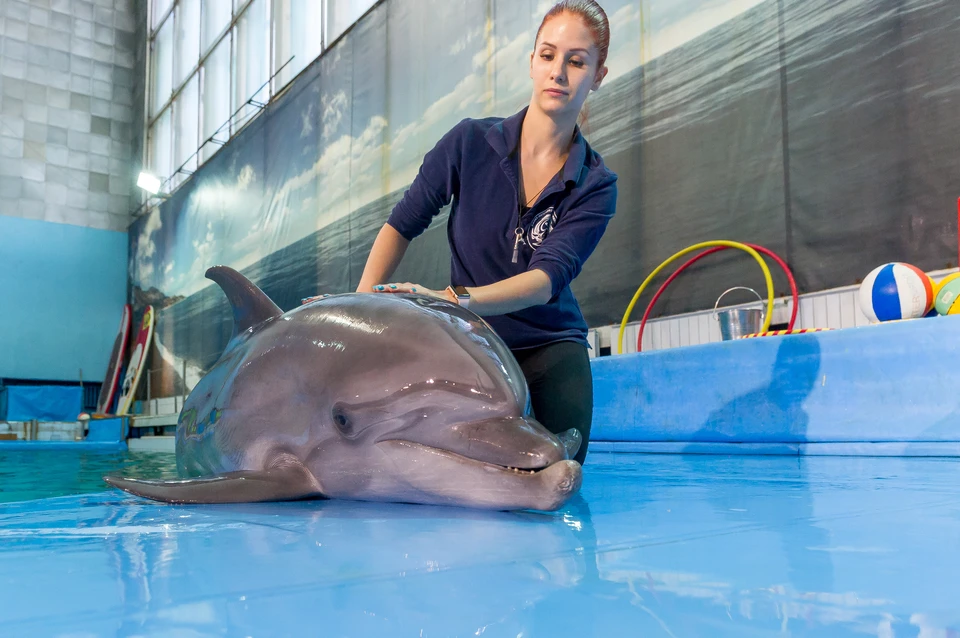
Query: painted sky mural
xmin=130 ymin=0 xmax=782 ymax=300
xmin=128 ymin=0 xmax=960 ymax=394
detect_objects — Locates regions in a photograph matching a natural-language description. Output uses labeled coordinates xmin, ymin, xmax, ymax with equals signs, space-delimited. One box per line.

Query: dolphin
xmin=104 ymin=266 xmax=583 ymax=511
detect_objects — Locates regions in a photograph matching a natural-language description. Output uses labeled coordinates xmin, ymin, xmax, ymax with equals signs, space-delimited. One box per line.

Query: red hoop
xmin=637 ymin=244 xmax=799 ymax=352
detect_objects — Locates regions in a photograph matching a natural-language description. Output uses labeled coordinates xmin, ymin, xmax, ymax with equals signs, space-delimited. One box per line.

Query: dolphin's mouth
xmin=376 ymin=414 xmax=568 ymax=471
xmin=373 ymin=439 xmax=582 ymax=511
xmin=378 ymin=439 xmax=549 ymax=474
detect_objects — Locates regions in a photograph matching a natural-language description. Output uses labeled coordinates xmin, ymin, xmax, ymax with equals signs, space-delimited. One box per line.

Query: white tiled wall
xmin=588 ymin=268 xmax=957 ymax=357
xmin=0 ymin=0 xmax=144 ymax=231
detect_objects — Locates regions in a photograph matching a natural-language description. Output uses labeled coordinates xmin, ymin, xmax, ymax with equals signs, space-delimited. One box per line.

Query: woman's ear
xmin=591 ymin=65 xmax=609 ymax=92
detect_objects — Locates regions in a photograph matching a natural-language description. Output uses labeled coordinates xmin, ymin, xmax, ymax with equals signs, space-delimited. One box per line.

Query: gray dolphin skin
xmin=104 ymin=266 xmax=582 ymax=511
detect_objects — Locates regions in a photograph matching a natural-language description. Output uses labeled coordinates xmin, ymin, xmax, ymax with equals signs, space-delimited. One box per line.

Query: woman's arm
xmin=456 ymin=270 xmax=553 ymax=316
xmin=356 ymin=223 xmax=410 ymax=292
xmin=357 ymin=122 xmax=468 ymax=293
xmin=374 ymin=269 xmax=553 ymax=316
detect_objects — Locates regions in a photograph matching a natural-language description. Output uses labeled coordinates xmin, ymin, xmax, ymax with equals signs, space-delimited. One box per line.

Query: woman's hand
xmin=300 ymin=294 xmax=332 ymax=305
xmin=372 ymin=283 xmax=456 ymax=304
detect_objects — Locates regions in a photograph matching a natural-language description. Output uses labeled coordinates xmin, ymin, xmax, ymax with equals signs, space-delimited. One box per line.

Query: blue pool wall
xmin=590 ymin=315 xmax=960 ymax=455
xmin=0 ymin=216 xmax=128 ymax=382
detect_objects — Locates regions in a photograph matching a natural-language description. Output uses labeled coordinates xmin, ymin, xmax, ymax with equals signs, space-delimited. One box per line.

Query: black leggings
xmin=511 ymin=340 xmax=593 ymax=465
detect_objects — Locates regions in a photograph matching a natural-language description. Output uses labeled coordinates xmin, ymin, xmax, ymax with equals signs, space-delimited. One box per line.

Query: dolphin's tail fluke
xmin=103 ymin=466 xmax=324 ymax=504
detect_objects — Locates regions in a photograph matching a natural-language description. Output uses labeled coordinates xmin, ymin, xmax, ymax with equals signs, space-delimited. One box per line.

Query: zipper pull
xmin=512 ymin=228 xmax=525 ymax=264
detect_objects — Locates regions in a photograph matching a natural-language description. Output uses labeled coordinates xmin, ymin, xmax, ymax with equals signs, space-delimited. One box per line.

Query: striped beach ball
xmin=858 ymin=262 xmax=933 ymax=323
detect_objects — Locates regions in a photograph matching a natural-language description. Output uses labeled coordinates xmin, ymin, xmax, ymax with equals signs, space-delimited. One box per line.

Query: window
xmin=233 ymin=0 xmax=269 ymax=128
xmin=146 ymin=0 xmax=377 ymax=194
xmin=175 ymin=0 xmax=201 ymax=89
xmin=174 ymin=74 xmax=200 ymax=182
xmin=273 ymin=0 xmax=324 ymax=89
xmin=153 ymin=0 xmax=174 ymax=30
xmin=150 ymin=107 xmax=173 ymax=182
xmin=323 ymin=0 xmax=376 ymax=46
xmin=201 ymin=37 xmax=231 ymax=162
xmin=151 ymin=16 xmax=174 ymax=116
xmin=201 ymin=0 xmax=231 ymax=55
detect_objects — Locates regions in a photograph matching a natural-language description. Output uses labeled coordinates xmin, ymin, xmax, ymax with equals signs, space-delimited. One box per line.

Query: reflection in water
xmin=681 ymin=336 xmax=836 ymax=620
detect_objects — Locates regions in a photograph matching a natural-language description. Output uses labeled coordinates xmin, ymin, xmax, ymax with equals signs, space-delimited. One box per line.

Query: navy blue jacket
xmin=387 ymin=107 xmax=618 ymax=350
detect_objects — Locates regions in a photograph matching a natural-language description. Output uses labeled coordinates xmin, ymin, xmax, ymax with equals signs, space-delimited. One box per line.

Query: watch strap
xmin=447 ymin=285 xmax=470 ymax=309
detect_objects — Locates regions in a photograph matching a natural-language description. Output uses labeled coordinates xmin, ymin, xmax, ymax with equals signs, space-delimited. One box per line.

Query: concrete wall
xmin=0 ymin=0 xmax=144 ymax=382
xmin=0 ymin=0 xmax=141 ymax=231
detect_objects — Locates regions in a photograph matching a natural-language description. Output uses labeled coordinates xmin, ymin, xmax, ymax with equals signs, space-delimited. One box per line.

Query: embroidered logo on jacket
xmin=528 ymin=207 xmax=558 ymax=248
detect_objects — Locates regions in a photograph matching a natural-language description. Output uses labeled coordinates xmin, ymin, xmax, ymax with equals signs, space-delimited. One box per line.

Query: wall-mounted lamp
xmin=136 ymin=171 xmax=162 ymax=196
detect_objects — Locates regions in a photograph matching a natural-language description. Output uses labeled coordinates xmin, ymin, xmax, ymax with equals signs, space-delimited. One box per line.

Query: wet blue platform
xmin=2 ymin=452 xmax=959 ymax=636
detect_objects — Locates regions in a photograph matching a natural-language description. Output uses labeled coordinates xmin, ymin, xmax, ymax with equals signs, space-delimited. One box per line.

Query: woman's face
xmin=529 ymin=12 xmax=607 ymax=118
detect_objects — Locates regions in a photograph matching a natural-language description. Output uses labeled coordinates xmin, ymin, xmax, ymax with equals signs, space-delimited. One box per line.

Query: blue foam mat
xmin=591 ymin=315 xmax=960 ymax=451
xmin=3 ymin=453 xmax=959 ymax=636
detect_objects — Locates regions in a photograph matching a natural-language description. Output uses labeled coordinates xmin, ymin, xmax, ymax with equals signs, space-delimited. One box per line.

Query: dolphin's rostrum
xmin=104 ymin=266 xmax=582 ymax=511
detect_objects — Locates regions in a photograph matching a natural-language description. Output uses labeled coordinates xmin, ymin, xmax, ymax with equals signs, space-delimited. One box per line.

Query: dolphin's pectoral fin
xmin=557 ymin=428 xmax=582 ymax=461
xmin=103 ymin=466 xmax=324 ymax=504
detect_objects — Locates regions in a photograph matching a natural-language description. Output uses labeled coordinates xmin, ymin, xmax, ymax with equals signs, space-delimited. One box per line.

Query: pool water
xmin=2 ymin=452 xmax=959 ymax=636
xmin=0 ymin=450 xmax=178 ymax=503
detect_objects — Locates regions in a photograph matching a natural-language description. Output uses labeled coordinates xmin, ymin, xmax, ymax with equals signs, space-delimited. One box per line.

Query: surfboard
xmin=95 ymin=304 xmax=132 ymax=415
xmin=117 ymin=305 xmax=155 ymax=416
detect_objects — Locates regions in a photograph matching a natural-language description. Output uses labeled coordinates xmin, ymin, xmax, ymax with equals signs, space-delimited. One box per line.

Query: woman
xmin=355 ymin=0 xmax=616 ymax=465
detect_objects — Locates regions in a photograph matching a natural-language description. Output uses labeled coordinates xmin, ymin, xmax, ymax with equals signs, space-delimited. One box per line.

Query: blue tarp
xmin=4 ymin=386 xmax=83 ymax=422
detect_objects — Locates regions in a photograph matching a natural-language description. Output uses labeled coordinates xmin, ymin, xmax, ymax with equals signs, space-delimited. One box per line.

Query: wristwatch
xmin=446 ymin=285 xmax=470 ymax=309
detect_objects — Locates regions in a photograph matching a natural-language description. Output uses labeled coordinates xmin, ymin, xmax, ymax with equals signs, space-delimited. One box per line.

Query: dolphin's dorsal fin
xmin=206 ymin=266 xmax=283 ymax=340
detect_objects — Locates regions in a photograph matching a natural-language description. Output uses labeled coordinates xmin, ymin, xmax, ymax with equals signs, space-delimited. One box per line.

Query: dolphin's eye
xmin=332 ymin=405 xmax=353 ymax=437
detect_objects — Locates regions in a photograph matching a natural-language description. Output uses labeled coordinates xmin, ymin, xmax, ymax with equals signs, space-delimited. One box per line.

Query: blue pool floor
xmin=2 ymin=452 xmax=959 ymax=637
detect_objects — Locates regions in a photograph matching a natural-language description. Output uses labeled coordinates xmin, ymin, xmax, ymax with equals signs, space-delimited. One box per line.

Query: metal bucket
xmin=714 ymin=287 xmax=765 ymax=341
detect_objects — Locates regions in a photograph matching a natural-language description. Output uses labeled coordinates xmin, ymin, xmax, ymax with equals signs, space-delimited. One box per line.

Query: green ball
xmin=935 ymin=277 xmax=960 ymax=315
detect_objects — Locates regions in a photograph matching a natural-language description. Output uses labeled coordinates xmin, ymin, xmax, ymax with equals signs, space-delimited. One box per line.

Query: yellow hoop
xmin=618 ymin=241 xmax=775 ymax=354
